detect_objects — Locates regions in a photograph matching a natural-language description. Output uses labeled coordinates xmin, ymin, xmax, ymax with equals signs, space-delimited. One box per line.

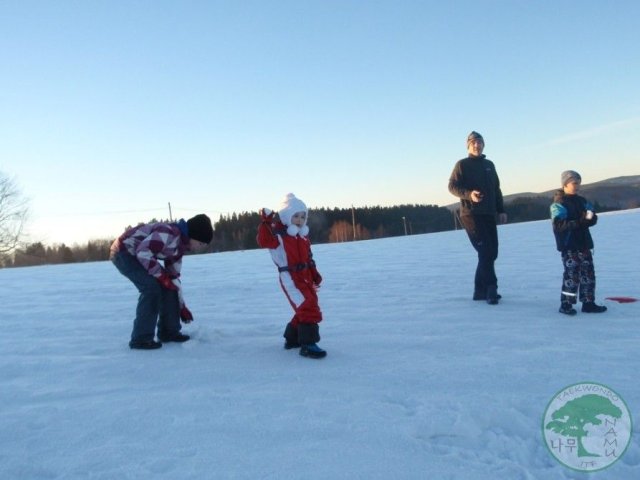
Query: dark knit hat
xmin=187 ymin=214 xmax=213 ymax=244
xmin=561 ymin=170 xmax=581 ymax=186
xmin=467 ymin=131 xmax=484 ymax=145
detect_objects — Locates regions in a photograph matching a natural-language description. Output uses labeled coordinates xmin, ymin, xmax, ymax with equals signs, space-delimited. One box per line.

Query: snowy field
xmin=1 ymin=209 xmax=639 ymax=479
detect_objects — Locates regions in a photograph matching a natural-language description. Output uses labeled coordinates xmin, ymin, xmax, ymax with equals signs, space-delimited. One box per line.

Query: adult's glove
xmin=158 ymin=273 xmax=178 ymax=291
xmin=260 ymin=208 xmax=274 ymax=223
xmin=180 ymin=306 xmax=194 ymax=323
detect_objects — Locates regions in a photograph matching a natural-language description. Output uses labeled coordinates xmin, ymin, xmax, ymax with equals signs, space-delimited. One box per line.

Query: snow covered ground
xmin=1 ymin=209 xmax=639 ymax=479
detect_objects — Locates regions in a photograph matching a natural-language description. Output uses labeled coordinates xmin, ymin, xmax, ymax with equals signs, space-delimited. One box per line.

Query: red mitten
xmin=180 ymin=306 xmax=194 ymax=323
xmin=158 ymin=273 xmax=178 ymax=291
xmin=260 ymin=208 xmax=274 ymax=223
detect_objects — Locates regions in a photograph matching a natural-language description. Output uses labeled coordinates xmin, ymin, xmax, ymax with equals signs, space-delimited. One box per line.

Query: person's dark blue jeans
xmin=111 ymin=251 xmax=181 ymax=344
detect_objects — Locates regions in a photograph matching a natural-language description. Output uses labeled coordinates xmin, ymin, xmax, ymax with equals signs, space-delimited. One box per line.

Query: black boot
xmin=486 ymin=285 xmax=499 ymax=305
xmin=298 ymin=323 xmax=320 ymax=345
xmin=300 ymin=343 xmax=327 ymax=359
xmin=158 ymin=332 xmax=190 ymax=343
xmin=559 ymin=302 xmax=577 ymax=316
xmin=581 ymin=302 xmax=607 ymax=313
xmin=474 ymin=289 xmax=502 ymax=301
xmin=129 ymin=339 xmax=162 ymax=350
xmin=283 ymin=322 xmax=300 ymax=349
xmin=297 ymin=323 xmax=326 ymax=359
xmin=473 ymin=288 xmax=486 ymax=301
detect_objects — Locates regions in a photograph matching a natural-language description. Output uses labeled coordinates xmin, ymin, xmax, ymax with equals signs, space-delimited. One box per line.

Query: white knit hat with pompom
xmin=278 ymin=193 xmax=309 ymax=236
xmin=278 ymin=193 xmax=307 ymax=225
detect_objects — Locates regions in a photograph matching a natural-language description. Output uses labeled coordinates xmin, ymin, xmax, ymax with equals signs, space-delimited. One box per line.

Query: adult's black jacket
xmin=448 ymin=155 xmax=505 ymax=216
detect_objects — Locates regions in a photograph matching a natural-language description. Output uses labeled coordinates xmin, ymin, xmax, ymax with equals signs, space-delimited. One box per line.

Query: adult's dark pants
xmin=460 ymin=214 xmax=499 ymax=293
xmin=111 ymin=251 xmax=182 ymax=343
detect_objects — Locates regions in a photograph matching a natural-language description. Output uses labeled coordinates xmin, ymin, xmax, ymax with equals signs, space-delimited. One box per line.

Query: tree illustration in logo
xmin=545 ymin=394 xmax=623 ymax=457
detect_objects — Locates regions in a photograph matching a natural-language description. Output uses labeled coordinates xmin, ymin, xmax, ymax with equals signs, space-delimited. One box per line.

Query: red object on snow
xmin=605 ymin=297 xmax=638 ymax=303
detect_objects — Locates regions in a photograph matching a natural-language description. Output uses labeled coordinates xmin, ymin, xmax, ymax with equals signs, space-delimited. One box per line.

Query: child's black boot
xmin=300 ymin=343 xmax=327 ymax=359
xmin=297 ymin=323 xmax=326 ymax=358
xmin=559 ymin=302 xmax=577 ymax=316
xmin=283 ymin=322 xmax=300 ymax=349
xmin=129 ymin=339 xmax=162 ymax=349
xmin=581 ymin=302 xmax=607 ymax=313
xmin=158 ymin=332 xmax=190 ymax=343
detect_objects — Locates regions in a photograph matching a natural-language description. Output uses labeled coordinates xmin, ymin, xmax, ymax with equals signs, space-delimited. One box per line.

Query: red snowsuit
xmin=257 ymin=220 xmax=323 ymax=327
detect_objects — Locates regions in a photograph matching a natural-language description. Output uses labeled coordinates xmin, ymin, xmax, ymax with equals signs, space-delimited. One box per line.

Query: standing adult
xmin=448 ymin=131 xmax=507 ymax=304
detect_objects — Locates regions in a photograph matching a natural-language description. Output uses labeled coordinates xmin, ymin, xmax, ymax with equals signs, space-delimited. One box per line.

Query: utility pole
xmin=402 ymin=216 xmax=408 ymax=236
xmin=351 ymin=205 xmax=357 ymax=241
xmin=168 ymin=202 xmax=173 ymax=221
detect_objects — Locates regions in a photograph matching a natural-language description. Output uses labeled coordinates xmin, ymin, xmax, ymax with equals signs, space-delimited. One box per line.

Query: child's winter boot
xmin=158 ymin=332 xmax=190 ymax=343
xmin=581 ymin=302 xmax=607 ymax=313
xmin=297 ymin=323 xmax=325 ymax=358
xmin=300 ymin=343 xmax=327 ymax=359
xmin=129 ymin=339 xmax=162 ymax=349
xmin=559 ymin=302 xmax=577 ymax=316
xmin=283 ymin=322 xmax=300 ymax=349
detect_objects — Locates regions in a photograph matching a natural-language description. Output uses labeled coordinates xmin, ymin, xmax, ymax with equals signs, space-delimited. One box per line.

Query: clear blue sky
xmin=2 ymin=0 xmax=638 ymax=245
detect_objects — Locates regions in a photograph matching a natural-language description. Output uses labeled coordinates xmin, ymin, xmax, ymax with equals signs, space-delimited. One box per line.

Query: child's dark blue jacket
xmin=550 ymin=190 xmax=598 ymax=252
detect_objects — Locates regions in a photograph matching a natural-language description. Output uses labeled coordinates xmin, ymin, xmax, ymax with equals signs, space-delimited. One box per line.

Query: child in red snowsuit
xmin=257 ymin=193 xmax=326 ymax=359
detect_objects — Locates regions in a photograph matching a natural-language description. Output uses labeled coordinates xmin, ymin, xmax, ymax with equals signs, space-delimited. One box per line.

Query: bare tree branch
xmin=0 ymin=172 xmax=29 ymax=254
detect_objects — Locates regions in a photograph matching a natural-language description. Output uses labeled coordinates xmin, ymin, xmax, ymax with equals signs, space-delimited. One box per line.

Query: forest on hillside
xmin=0 ymin=198 xmax=625 ymax=268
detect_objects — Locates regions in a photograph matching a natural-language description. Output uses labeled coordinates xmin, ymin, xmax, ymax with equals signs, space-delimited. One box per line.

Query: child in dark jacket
xmin=110 ymin=214 xmax=214 ymax=349
xmin=257 ymin=193 xmax=326 ymax=359
xmin=550 ymin=170 xmax=607 ymax=315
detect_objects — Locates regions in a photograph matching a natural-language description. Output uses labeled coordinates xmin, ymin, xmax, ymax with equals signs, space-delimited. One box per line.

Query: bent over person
xmin=110 ymin=214 xmax=213 ymax=349
xmin=448 ymin=131 xmax=508 ymax=304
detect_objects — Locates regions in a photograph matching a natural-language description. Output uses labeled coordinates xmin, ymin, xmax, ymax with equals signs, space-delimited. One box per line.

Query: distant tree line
xmin=213 ymin=204 xmax=454 ymax=251
xmin=501 ymin=196 xmax=612 ymax=224
xmin=0 ymin=201 xmax=624 ymax=269
xmin=6 ymin=240 xmax=113 ymax=268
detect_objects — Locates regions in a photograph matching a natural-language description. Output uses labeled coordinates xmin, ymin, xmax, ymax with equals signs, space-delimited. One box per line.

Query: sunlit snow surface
xmin=2 ymin=210 xmax=639 ymax=479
